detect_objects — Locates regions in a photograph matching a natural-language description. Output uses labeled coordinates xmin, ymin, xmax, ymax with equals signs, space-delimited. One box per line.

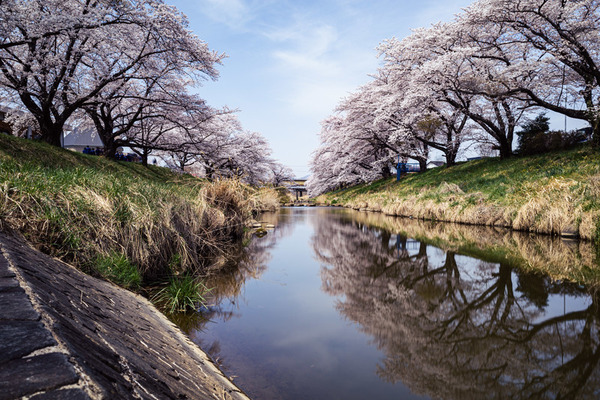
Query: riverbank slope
xmin=0 ymin=134 xmax=278 ymax=398
xmin=0 ymin=134 xmax=278 ymax=285
xmin=315 ymin=146 xmax=600 ymax=242
xmin=0 ymin=230 xmax=249 ymax=399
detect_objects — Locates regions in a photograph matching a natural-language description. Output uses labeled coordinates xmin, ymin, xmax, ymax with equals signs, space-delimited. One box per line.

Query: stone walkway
xmin=0 ymin=232 xmax=249 ymax=400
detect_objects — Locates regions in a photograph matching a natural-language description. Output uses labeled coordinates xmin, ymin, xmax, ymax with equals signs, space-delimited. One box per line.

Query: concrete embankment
xmin=0 ymin=231 xmax=249 ymax=400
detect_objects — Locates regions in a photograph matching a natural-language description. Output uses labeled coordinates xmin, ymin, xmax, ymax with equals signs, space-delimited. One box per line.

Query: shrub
xmin=517 ymin=113 xmax=589 ymax=155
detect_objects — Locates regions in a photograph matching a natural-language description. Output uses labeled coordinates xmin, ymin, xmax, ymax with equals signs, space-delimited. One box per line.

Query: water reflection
xmin=203 ymin=210 xmax=296 ymax=302
xmin=190 ymin=210 xmax=297 ymax=371
xmin=184 ymin=208 xmax=600 ymax=399
xmin=315 ymin=210 xmax=600 ymax=399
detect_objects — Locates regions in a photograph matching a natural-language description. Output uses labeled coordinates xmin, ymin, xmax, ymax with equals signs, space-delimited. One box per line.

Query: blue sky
xmin=166 ymin=0 xmax=480 ymax=176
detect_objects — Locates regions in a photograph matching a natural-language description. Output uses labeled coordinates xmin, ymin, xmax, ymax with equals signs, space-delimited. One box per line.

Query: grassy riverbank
xmin=315 ymin=145 xmax=600 ymax=242
xmin=0 ymin=134 xmax=278 ymax=288
xmin=348 ymin=210 xmax=600 ymax=285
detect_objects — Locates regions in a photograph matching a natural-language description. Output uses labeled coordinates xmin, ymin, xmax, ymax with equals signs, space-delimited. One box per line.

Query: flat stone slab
xmin=0 ymin=353 xmax=79 ymax=400
xmin=0 ymin=290 xmax=39 ymax=321
xmin=0 ymin=321 xmax=56 ymax=363
xmin=0 ymin=276 xmax=20 ymax=292
xmin=0 ymin=256 xmax=14 ymax=278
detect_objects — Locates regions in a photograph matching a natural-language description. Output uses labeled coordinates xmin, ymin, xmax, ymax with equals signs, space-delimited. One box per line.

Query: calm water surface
xmin=186 ymin=207 xmax=600 ymax=400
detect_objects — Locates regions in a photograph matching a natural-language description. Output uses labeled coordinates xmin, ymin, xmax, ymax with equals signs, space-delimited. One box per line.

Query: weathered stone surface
xmin=30 ymin=389 xmax=91 ymax=400
xmin=0 ymin=276 xmax=20 ymax=292
xmin=0 ymin=232 xmax=249 ymax=400
xmin=0 ymin=256 xmax=15 ymax=278
xmin=0 ymin=290 xmax=39 ymax=321
xmin=0 ymin=251 xmax=80 ymax=399
xmin=0 ymin=353 xmax=79 ymax=400
xmin=0 ymin=321 xmax=56 ymax=362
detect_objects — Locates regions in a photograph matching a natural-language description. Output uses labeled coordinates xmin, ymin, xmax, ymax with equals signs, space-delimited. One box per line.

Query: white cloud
xmin=259 ymin=9 xmax=376 ymax=119
xmin=283 ymin=80 xmax=351 ymax=117
xmin=195 ymin=0 xmax=250 ymax=28
xmin=267 ymin=21 xmax=339 ymax=65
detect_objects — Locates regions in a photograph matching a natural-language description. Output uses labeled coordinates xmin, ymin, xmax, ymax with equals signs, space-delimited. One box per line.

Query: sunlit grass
xmin=95 ymin=251 xmax=142 ymax=289
xmin=151 ymin=274 xmax=211 ymax=314
xmin=0 ymin=134 xmax=278 ymax=287
xmin=316 ymin=145 xmax=600 ymax=241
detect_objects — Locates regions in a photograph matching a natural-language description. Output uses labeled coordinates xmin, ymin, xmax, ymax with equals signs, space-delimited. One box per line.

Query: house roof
xmin=427 ymin=161 xmax=445 ymax=166
xmin=63 ymin=128 xmax=104 ymax=147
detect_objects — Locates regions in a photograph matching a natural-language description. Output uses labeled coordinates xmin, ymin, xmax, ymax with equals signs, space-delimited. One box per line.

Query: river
xmin=182 ymin=207 xmax=600 ymax=399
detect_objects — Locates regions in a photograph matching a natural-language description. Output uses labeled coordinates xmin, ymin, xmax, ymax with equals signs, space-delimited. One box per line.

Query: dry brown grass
xmin=0 ymin=178 xmax=266 ymax=281
xmin=0 ymin=135 xmax=279 ymax=284
xmin=321 ymin=175 xmax=598 ymax=241
xmin=348 ymin=210 xmax=600 ymax=284
xmin=316 ymin=146 xmax=600 ymax=242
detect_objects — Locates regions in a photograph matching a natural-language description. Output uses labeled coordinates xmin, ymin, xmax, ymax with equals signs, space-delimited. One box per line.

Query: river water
xmin=184 ymin=207 xmax=600 ymax=399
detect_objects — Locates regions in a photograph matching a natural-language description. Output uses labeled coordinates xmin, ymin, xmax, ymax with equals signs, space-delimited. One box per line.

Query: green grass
xmin=96 ymin=251 xmax=142 ymax=289
xmin=326 ymin=146 xmax=600 ymax=205
xmin=316 ymin=145 xmax=600 ymax=241
xmin=0 ymin=134 xmax=278 ymax=288
xmin=151 ymin=274 xmax=211 ymax=314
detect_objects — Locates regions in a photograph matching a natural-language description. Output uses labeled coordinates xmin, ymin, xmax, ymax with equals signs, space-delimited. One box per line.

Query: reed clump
xmin=316 ymin=145 xmax=600 ymax=243
xmin=151 ymin=273 xmax=211 ymax=314
xmin=0 ymin=134 xmax=278 ymax=287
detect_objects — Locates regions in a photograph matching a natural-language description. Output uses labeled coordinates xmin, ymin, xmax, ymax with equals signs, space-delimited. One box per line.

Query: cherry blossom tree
xmin=0 ymin=0 xmax=223 ymax=146
xmin=375 ymin=40 xmax=472 ymax=167
xmin=307 ymin=107 xmax=395 ymax=196
xmin=125 ymin=90 xmax=216 ymax=165
xmin=308 ymin=79 xmax=432 ymax=195
xmin=306 ymin=140 xmax=341 ymax=196
xmin=380 ymin=22 xmax=531 ymax=160
xmin=269 ymin=164 xmax=295 ymax=187
xmin=460 ymin=0 xmax=600 ymax=146
xmin=223 ymin=130 xmax=278 ymax=185
xmin=312 ymin=0 xmax=600 ymax=186
xmin=160 ymin=113 xmax=278 ymax=185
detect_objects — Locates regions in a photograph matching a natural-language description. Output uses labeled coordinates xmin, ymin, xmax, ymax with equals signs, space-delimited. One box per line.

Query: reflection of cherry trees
xmin=314 ymin=214 xmax=600 ymax=399
xmin=202 ymin=210 xmax=294 ymax=305
xmin=348 ymin=210 xmax=600 ymax=286
xmin=187 ymin=210 xmax=297 ymax=369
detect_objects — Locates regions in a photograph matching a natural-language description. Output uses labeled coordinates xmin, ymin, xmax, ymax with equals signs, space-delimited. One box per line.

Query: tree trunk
xmin=38 ymin=118 xmax=64 ymax=147
xmin=86 ymin=107 xmax=118 ymax=158
xmin=591 ymin=115 xmax=600 ymax=148
xmin=498 ymin=137 xmax=513 ymax=159
xmin=445 ymin=150 xmax=456 ymax=167
xmin=141 ymin=148 xmax=149 ymax=166
xmin=445 ymin=130 xmax=457 ymax=167
xmin=102 ymin=135 xmax=118 ymax=159
xmin=21 ymin=93 xmax=65 ymax=146
xmin=381 ymin=165 xmax=392 ymax=179
xmin=43 ymin=128 xmax=63 ymax=147
xmin=418 ymin=158 xmax=427 ymax=173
